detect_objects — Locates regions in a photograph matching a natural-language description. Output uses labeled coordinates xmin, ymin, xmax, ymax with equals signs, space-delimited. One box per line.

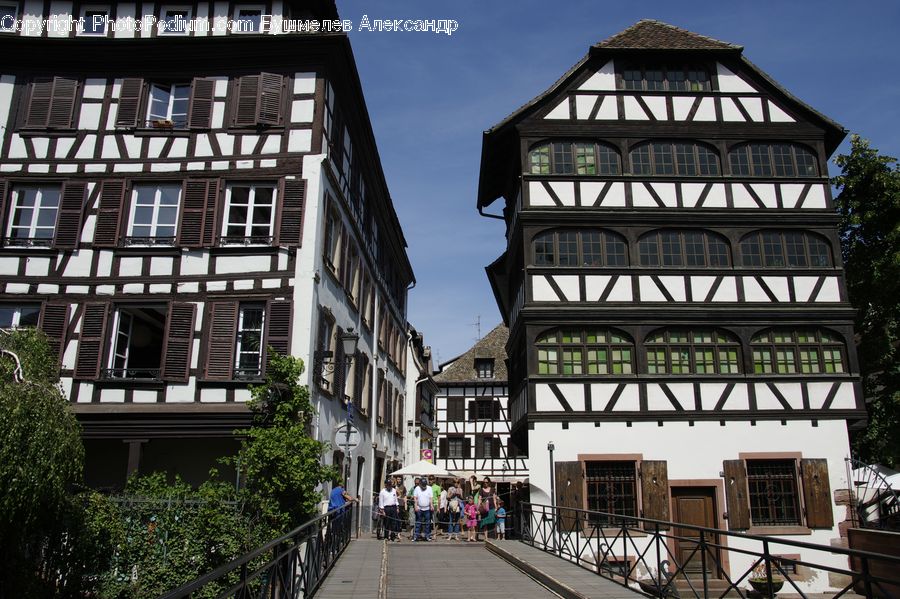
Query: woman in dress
xmin=478 ymin=477 xmax=497 ymax=540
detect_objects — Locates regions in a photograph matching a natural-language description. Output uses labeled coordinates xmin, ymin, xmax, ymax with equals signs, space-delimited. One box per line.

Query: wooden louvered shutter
xmin=204 ymin=302 xmax=237 ymax=380
xmin=74 ymin=303 xmax=109 ymax=379
xmin=234 ymin=75 xmax=260 ymax=126
xmin=0 ymin=179 xmax=8 ymax=247
xmin=723 ymin=460 xmax=750 ymax=530
xmin=188 ymin=77 xmax=215 ymax=129
xmin=463 ymin=437 xmax=472 ymax=458
xmin=640 ymin=460 xmax=671 ymax=529
xmin=276 ymin=178 xmax=305 ymax=247
xmin=493 ymin=400 xmax=501 ymax=420
xmin=555 ymin=461 xmax=583 ymax=532
xmin=492 ymin=437 xmax=501 ymax=458
xmin=439 ymin=437 xmax=448 ymax=459
xmin=263 ymin=299 xmax=292 ymax=374
xmin=116 ymin=78 xmax=144 ymax=128
xmin=257 ymin=73 xmax=283 ymax=125
xmin=39 ymin=303 xmax=69 ymax=365
xmin=467 ymin=401 xmax=475 ymax=421
xmin=178 ymin=179 xmax=219 ymax=248
xmin=54 ymin=181 xmax=86 ymax=249
xmin=25 ymin=78 xmax=53 ymax=128
xmin=800 ymin=458 xmax=834 ymax=528
xmin=161 ymin=302 xmax=196 ymax=382
xmin=93 ymin=180 xmax=125 ymax=247
xmin=48 ymin=77 xmax=78 ymax=129
xmin=474 ymin=436 xmax=483 ymax=458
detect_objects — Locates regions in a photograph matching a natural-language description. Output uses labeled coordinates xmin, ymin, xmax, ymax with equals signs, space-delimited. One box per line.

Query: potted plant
xmin=748 ymin=563 xmax=784 ymax=596
xmin=152 ymin=119 xmax=174 ymax=129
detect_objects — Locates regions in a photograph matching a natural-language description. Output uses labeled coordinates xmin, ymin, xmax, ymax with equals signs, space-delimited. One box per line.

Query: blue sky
xmin=337 ymin=0 xmax=900 ymax=365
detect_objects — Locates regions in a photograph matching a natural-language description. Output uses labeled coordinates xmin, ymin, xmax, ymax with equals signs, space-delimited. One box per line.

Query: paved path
xmin=314 ymin=538 xmax=383 ymax=599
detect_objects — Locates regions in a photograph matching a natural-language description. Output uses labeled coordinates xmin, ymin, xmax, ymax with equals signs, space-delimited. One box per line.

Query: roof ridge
xmin=594 ymin=19 xmax=742 ymax=51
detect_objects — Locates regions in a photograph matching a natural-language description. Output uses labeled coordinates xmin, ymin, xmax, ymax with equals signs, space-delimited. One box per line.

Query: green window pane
xmin=529 ymin=146 xmax=550 ymax=174
xmin=775 ymin=349 xmax=796 ymax=374
xmin=822 ymin=349 xmax=844 ymax=373
xmin=719 ymin=349 xmax=740 ymax=374
xmin=575 ymin=143 xmax=597 ymax=175
xmin=695 ymin=349 xmax=715 ymax=374
xmin=753 ymin=349 xmax=773 ymax=374
xmin=647 ymin=350 xmax=667 ymax=374
xmin=670 ymin=348 xmax=690 ymax=374
xmin=800 ymin=348 xmax=821 ymax=373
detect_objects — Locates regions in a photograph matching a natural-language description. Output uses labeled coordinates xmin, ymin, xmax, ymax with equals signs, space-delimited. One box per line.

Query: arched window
xmin=739 ymin=231 xmax=832 ymax=267
xmin=528 ymin=142 xmax=621 ymax=175
xmin=637 ymin=230 xmax=730 ymax=267
xmin=645 ymin=328 xmax=741 ymax=375
xmin=536 ymin=328 xmax=634 ymax=375
xmin=630 ymin=141 xmax=719 ymax=176
xmin=533 ymin=229 xmax=627 ymax=267
xmin=728 ymin=143 xmax=818 ymax=177
xmin=751 ymin=328 xmax=845 ymax=374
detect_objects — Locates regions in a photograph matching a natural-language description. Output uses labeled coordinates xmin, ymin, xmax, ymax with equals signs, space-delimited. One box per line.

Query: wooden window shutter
xmin=234 ymin=75 xmax=260 ymax=126
xmin=640 ymin=460 xmax=671 ymax=529
xmin=178 ymin=179 xmax=219 ymax=248
xmin=723 ymin=459 xmax=750 ymax=530
xmin=492 ymin=437 xmax=501 ymax=458
xmin=467 ymin=401 xmax=475 ymax=421
xmin=474 ymin=436 xmax=484 ymax=458
xmin=463 ymin=437 xmax=472 ymax=458
xmin=188 ymin=77 xmax=215 ymax=129
xmin=116 ymin=78 xmax=144 ymax=128
xmin=25 ymin=78 xmax=54 ymax=127
xmin=493 ymin=400 xmax=501 ymax=420
xmin=800 ymin=458 xmax=834 ymax=528
xmin=48 ymin=77 xmax=78 ymax=129
xmin=204 ymin=302 xmax=238 ymax=380
xmin=161 ymin=302 xmax=196 ymax=382
xmin=74 ymin=303 xmax=109 ymax=379
xmin=54 ymin=181 xmax=86 ymax=249
xmin=0 ymin=179 xmax=9 ymax=247
xmin=276 ymin=178 xmax=305 ymax=247
xmin=93 ymin=180 xmax=126 ymax=247
xmin=439 ymin=437 xmax=448 ymax=458
xmin=39 ymin=303 xmax=69 ymax=365
xmin=263 ymin=299 xmax=292 ymax=374
xmin=257 ymin=73 xmax=283 ymax=125
xmin=555 ymin=461 xmax=583 ymax=532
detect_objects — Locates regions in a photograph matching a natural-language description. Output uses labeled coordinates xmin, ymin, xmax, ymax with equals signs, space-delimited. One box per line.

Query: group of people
xmin=376 ymin=474 xmax=510 ymax=542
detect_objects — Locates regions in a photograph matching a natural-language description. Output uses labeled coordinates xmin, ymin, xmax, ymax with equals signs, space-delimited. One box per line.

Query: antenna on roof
xmin=472 ymin=315 xmax=481 ymax=342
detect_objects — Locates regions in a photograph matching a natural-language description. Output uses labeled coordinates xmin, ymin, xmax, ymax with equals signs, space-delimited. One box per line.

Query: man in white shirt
xmin=378 ymin=478 xmax=400 ymax=541
xmin=412 ymin=477 xmax=433 ymax=541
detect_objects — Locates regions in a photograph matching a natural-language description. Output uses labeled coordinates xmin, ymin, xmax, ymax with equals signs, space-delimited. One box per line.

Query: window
xmin=126 ymin=184 xmax=180 ymax=245
xmin=6 ymin=186 xmax=60 ymax=246
xmin=316 ymin=311 xmax=335 ymax=390
xmin=234 ymin=304 xmax=264 ymax=379
xmin=638 ymin=230 xmax=730 ymax=267
xmin=24 ymin=77 xmax=77 ymax=129
xmin=447 ymin=437 xmax=466 ymax=458
xmin=446 ymin=397 xmax=465 ymax=421
xmin=470 ymin=399 xmax=499 ymax=421
xmin=476 ymin=436 xmax=500 ymax=458
xmin=645 ymin=328 xmax=741 ymax=375
xmin=619 ymin=66 xmax=710 ymax=91
xmin=475 ymin=358 xmax=494 ymax=378
xmin=233 ymin=5 xmax=264 ymax=32
xmin=0 ymin=305 xmax=39 ymax=328
xmin=322 ymin=203 xmax=340 ymax=269
xmin=751 ymin=328 xmax=845 ymax=374
xmin=729 ymin=143 xmax=818 ymax=177
xmin=159 ymin=6 xmax=191 ymax=34
xmin=222 ymin=183 xmax=276 ymax=245
xmin=536 ymin=328 xmax=634 ymax=376
xmin=528 ymin=142 xmax=621 ymax=175
xmin=106 ymin=305 xmax=166 ymax=380
xmin=147 ymin=83 xmax=190 ymax=128
xmin=747 ymin=460 xmax=802 ymax=526
xmin=740 ymin=231 xmax=831 ymax=268
xmin=78 ymin=6 xmax=109 ymax=35
xmin=630 ymin=142 xmax=719 ymax=176
xmin=585 ymin=461 xmax=638 ymax=526
xmin=533 ymin=229 xmax=627 ymax=267
xmin=0 ymin=3 xmax=16 ymax=32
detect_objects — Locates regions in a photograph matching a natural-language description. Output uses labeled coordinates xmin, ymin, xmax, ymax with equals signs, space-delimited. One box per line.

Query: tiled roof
xmin=594 ymin=19 xmax=742 ymax=51
xmin=434 ymin=324 xmax=508 ymax=384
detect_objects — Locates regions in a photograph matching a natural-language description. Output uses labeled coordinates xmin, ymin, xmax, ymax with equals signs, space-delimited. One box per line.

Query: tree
xmin=833 ymin=135 xmax=900 ymax=466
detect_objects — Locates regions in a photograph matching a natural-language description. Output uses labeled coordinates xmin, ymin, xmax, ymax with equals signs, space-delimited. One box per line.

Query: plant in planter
xmin=152 ymin=119 xmax=174 ymax=129
xmin=636 ymin=561 xmax=679 ymax=598
xmin=748 ymin=562 xmax=784 ymax=596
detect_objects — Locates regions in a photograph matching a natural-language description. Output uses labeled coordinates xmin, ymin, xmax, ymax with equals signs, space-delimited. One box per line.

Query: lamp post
xmin=548 ymin=441 xmax=556 ymax=506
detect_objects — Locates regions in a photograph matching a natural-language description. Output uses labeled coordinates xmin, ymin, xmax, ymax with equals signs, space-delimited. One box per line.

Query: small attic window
xmin=620 ymin=65 xmax=710 ymax=92
xmin=475 ymin=358 xmax=494 ymax=378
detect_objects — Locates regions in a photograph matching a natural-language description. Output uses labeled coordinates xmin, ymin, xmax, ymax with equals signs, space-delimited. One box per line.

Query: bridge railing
xmin=159 ymin=503 xmax=356 ymax=599
xmin=517 ymin=502 xmax=900 ymax=598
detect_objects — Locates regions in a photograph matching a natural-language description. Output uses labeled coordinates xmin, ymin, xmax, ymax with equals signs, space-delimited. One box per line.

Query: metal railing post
xmin=654 ymin=522 xmax=662 ymax=595
xmin=763 ymin=539 xmax=774 ymax=599
xmin=622 ymin=516 xmax=629 ymax=585
xmin=861 ymin=555 xmax=873 ymax=599
xmin=700 ymin=529 xmax=708 ymax=599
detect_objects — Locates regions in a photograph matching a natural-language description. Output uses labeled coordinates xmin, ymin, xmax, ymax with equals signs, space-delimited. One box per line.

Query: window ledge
xmin=93 ymin=377 xmax=166 ymax=389
xmin=747 ymin=526 xmax=811 ymax=536
xmin=17 ymin=129 xmax=77 ymax=138
xmin=131 ymin=128 xmax=193 ymax=138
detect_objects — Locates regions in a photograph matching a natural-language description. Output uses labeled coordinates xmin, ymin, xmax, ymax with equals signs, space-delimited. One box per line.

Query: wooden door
xmin=672 ymin=488 xmax=721 ymax=579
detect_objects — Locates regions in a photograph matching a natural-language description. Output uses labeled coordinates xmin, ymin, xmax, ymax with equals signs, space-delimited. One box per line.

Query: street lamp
xmin=313 ymin=328 xmax=360 ymax=485
xmin=548 ymin=441 xmax=556 ymax=506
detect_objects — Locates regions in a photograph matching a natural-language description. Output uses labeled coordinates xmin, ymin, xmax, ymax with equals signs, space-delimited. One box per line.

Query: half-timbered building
xmin=0 ymin=0 xmax=414 ymax=498
xmin=478 ymin=21 xmax=861 ymax=591
xmin=434 ymin=324 xmax=528 ymax=488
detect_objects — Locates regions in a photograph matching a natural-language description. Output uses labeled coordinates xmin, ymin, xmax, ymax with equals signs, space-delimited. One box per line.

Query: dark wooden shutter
xmin=474 ymin=436 xmax=484 ymax=458
xmin=555 ymin=461 xmax=583 ymax=532
xmin=204 ymin=302 xmax=237 ymax=380
xmin=48 ymin=77 xmax=78 ymax=129
xmin=161 ymin=302 xmax=196 ymax=382
xmin=116 ymin=78 xmax=144 ymax=128
xmin=93 ymin=180 xmax=125 ymax=247
xmin=25 ymin=78 xmax=53 ymax=128
xmin=723 ymin=459 xmax=750 ymax=530
xmin=234 ymin=75 xmax=260 ymax=126
xmin=276 ymin=178 xmax=305 ymax=247
xmin=257 ymin=73 xmax=283 ymax=125
xmin=263 ymin=299 xmax=292 ymax=374
xmin=467 ymin=401 xmax=475 ymax=421
xmin=74 ymin=303 xmax=109 ymax=379
xmin=800 ymin=458 xmax=834 ymax=528
xmin=492 ymin=437 xmax=502 ymax=458
xmin=439 ymin=437 xmax=448 ymax=459
xmin=0 ymin=179 xmax=10 ymax=247
xmin=463 ymin=437 xmax=472 ymax=458
xmin=493 ymin=400 xmax=501 ymax=420
xmin=640 ymin=460 xmax=671 ymax=529
xmin=188 ymin=77 xmax=215 ymax=129
xmin=178 ymin=179 xmax=219 ymax=248
xmin=54 ymin=181 xmax=86 ymax=249
xmin=39 ymin=303 xmax=69 ymax=365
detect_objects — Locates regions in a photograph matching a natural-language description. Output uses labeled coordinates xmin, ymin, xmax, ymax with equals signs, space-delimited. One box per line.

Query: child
xmin=496 ymin=499 xmax=506 ymax=540
xmin=464 ymin=496 xmax=478 ymax=542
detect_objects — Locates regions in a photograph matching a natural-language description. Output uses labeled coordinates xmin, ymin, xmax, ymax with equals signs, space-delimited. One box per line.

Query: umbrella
xmin=389 ymin=460 xmax=456 ymax=477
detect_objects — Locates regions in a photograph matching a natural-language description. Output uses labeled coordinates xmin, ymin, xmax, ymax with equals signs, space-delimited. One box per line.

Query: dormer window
xmin=159 ymin=6 xmax=192 ymax=35
xmin=475 ymin=358 xmax=494 ymax=378
xmin=78 ymin=6 xmax=109 ymax=36
xmin=620 ymin=66 xmax=710 ymax=92
xmin=234 ymin=5 xmax=265 ymax=33
xmin=528 ymin=142 xmax=621 ymax=175
xmin=0 ymin=3 xmax=17 ymax=33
